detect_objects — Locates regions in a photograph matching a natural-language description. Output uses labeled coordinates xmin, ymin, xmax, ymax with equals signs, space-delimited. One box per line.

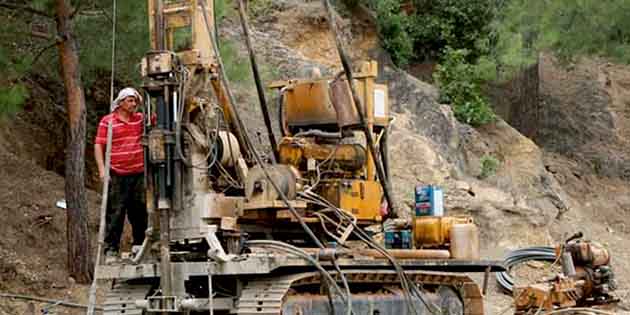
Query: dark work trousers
xmin=104 ymin=172 xmax=148 ymax=252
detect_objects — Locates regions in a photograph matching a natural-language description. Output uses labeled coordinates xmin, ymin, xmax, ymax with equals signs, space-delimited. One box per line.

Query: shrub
xmin=371 ymin=0 xmax=414 ymax=65
xmin=0 ymin=84 xmax=28 ymax=116
xmin=479 ymin=154 xmax=499 ymax=179
xmin=434 ymin=47 xmax=496 ymax=126
xmin=366 ymin=0 xmax=496 ymax=65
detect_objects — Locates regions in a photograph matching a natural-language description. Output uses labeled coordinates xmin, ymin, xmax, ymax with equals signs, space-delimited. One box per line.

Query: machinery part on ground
xmin=0 ymin=293 xmax=100 ymax=311
xmin=560 ymin=241 xmax=610 ymax=267
xmin=495 ymin=246 xmax=557 ymax=293
xmin=503 ymin=240 xmax=618 ymax=314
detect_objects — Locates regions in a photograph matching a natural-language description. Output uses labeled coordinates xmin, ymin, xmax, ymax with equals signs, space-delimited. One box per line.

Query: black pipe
xmin=156 ymin=94 xmax=168 ymax=200
xmin=236 ymin=0 xmax=279 ymax=162
xmin=155 ymin=0 xmax=165 ymax=50
xmin=380 ymin=126 xmax=390 ymax=182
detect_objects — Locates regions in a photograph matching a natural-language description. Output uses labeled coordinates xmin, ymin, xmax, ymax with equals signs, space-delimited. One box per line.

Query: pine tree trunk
xmin=55 ymin=0 xmax=93 ymax=284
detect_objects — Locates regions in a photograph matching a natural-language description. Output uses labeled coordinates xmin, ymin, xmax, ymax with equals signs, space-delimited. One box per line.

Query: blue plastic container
xmin=414 ymin=185 xmax=444 ymax=216
xmin=384 ymin=230 xmax=412 ymax=249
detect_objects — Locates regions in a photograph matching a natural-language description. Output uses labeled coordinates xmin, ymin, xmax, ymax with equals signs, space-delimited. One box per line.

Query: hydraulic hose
xmin=495 ymin=246 xmax=556 ymax=293
xmin=247 ymin=240 xmax=346 ymax=298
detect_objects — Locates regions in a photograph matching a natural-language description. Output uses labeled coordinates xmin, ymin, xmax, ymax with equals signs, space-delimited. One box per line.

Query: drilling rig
xmin=95 ymin=1 xmax=503 ymax=314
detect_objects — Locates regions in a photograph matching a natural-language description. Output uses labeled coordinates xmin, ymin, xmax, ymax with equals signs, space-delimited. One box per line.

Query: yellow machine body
xmin=319 ymin=179 xmax=383 ymax=222
xmin=284 ymin=80 xmax=339 ymax=128
xmin=413 ymin=216 xmax=473 ymax=247
xmin=278 ymin=137 xmax=367 ymax=173
xmin=282 ymin=61 xmax=390 ymax=130
xmin=272 ymin=61 xmax=390 ymax=222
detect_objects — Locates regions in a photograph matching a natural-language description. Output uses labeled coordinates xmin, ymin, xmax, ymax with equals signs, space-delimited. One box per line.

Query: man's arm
xmin=95 ymin=143 xmax=106 ymax=181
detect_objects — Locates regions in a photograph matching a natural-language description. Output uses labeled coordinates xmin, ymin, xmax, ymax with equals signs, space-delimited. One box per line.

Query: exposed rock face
xmin=538 ymin=55 xmax=630 ymax=180
xmin=382 ymin=68 xmax=570 ymax=242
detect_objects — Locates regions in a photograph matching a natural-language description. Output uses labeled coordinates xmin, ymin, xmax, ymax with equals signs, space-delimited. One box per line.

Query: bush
xmin=479 ymin=154 xmax=499 ymax=179
xmin=366 ymin=0 xmax=496 ymax=65
xmin=371 ymin=0 xmax=414 ymax=65
xmin=0 ymin=84 xmax=28 ymax=116
xmin=434 ymin=48 xmax=496 ymax=126
xmin=409 ymin=0 xmax=496 ymax=61
xmin=0 ymin=47 xmax=31 ymax=116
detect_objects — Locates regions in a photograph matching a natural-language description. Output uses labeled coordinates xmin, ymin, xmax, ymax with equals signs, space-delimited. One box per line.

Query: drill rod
xmin=236 ymin=0 xmax=279 ymax=162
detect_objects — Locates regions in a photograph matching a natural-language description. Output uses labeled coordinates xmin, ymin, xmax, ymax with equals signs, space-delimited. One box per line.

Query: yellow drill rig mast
xmin=94 ymin=1 xmax=504 ymax=314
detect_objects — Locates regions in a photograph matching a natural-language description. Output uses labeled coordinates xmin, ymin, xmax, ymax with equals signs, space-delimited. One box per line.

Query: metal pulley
xmin=216 ymin=131 xmax=241 ymax=167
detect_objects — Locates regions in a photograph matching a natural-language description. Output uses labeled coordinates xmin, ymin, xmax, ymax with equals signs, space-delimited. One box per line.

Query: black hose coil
xmin=496 ymin=246 xmax=557 ymax=293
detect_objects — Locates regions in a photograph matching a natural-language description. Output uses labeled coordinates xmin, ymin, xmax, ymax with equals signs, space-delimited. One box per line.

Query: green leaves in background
xmin=434 ymin=48 xmax=495 ymax=126
xmin=366 ymin=0 xmax=496 ymax=66
xmin=0 ymin=44 xmax=33 ymax=116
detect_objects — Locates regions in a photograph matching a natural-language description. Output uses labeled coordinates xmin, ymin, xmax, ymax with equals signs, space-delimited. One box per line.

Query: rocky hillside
xmin=0 ymin=1 xmax=629 ymax=314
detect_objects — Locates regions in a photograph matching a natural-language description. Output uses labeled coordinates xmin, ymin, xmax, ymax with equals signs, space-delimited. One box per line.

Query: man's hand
xmin=95 ymin=143 xmax=106 ymax=182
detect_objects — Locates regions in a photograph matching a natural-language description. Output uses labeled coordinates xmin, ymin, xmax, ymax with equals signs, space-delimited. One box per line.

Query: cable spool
xmin=216 ymin=131 xmax=241 ymax=167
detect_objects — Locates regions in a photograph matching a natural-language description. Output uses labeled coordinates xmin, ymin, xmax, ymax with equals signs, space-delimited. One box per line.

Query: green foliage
xmin=0 ymin=85 xmax=29 ymax=116
xmin=434 ymin=48 xmax=495 ymax=126
xmin=371 ymin=0 xmax=414 ymax=65
xmin=409 ymin=0 xmax=497 ymax=60
xmin=74 ymin=1 xmax=150 ymax=85
xmin=214 ymin=0 xmax=233 ymax=22
xmin=479 ymin=154 xmax=499 ymax=179
xmin=0 ymin=43 xmax=33 ymax=116
xmin=495 ymin=0 xmax=630 ymax=65
xmin=219 ymin=39 xmax=252 ymax=84
xmin=367 ymin=0 xmax=496 ymax=65
xmin=248 ymin=0 xmax=275 ymax=19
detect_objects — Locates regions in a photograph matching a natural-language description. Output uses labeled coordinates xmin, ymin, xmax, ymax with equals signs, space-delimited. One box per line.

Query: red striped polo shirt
xmin=95 ymin=112 xmax=145 ymax=175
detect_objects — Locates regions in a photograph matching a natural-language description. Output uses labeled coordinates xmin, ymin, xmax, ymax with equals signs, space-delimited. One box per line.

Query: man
xmin=94 ymin=87 xmax=147 ymax=257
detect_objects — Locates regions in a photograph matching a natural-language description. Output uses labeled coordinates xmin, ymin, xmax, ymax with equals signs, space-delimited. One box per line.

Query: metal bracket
xmin=206 ymin=225 xmax=232 ymax=263
xmin=146 ymin=295 xmax=180 ymax=313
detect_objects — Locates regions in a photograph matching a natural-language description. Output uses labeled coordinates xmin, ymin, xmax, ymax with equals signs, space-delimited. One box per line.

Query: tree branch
xmin=30 ymin=30 xmax=53 ymax=40
xmin=69 ymin=1 xmax=83 ymax=19
xmin=0 ymin=1 xmax=52 ymax=18
xmin=33 ymin=42 xmax=57 ymax=64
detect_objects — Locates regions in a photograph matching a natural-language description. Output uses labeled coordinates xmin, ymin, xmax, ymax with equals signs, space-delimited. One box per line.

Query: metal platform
xmin=96 ymin=253 xmax=504 ymax=280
